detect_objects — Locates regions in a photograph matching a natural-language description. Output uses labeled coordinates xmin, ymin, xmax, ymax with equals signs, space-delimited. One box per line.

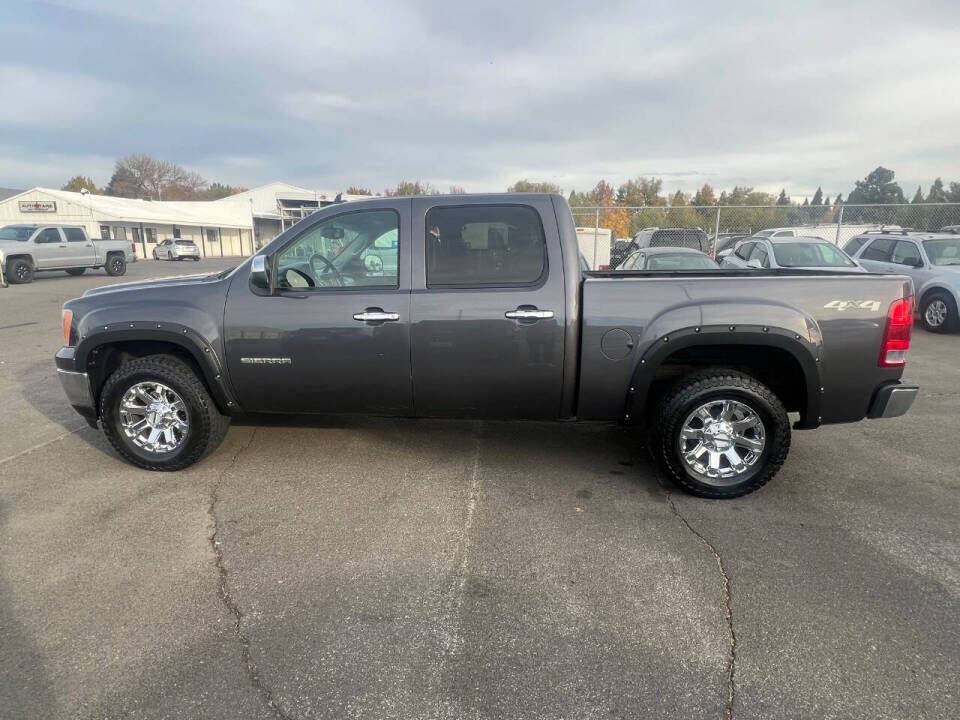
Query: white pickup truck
xmin=0 ymin=224 xmax=137 ymax=286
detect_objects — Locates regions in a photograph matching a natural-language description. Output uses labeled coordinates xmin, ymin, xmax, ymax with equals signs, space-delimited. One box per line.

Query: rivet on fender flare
xmin=203 ymin=347 xmax=210 ymax=353
xmin=662 ymin=336 xmax=669 ymax=342
xmin=728 ymin=325 xmax=735 ymax=331
xmin=694 ymin=327 xmax=701 ymax=333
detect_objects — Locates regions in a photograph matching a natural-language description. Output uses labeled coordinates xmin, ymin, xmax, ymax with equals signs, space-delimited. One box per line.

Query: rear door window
xmin=425 ymin=205 xmax=546 ymax=287
xmin=860 ymin=237 xmax=896 ymax=262
xmin=891 ymin=240 xmax=921 ymax=266
xmin=64 ymin=227 xmax=86 ymax=243
xmin=749 ymin=243 xmax=770 ymax=267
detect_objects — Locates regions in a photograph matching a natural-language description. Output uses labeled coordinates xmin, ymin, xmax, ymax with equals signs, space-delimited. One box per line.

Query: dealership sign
xmin=19 ymin=200 xmax=57 ymax=213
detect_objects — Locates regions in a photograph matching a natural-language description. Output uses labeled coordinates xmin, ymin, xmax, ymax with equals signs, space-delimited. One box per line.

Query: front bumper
xmin=56 ymin=347 xmax=98 ymax=426
xmin=867 ymin=380 xmax=919 ymax=419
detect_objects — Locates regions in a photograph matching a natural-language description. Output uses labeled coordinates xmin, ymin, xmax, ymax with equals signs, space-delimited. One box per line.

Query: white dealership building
xmin=0 ymin=182 xmax=356 ymax=259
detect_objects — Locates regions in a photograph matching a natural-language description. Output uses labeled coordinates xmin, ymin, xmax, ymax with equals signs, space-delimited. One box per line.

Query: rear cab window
xmin=425 ymin=205 xmax=546 ymax=287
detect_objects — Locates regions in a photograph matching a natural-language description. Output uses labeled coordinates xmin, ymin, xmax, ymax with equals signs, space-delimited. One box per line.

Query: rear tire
xmin=6 ymin=258 xmax=34 ymax=284
xmin=920 ymin=292 xmax=958 ymax=333
xmin=105 ymin=254 xmax=127 ymax=276
xmin=653 ymin=370 xmax=791 ymax=498
xmin=100 ymin=355 xmax=231 ymax=471
xmin=65 ymin=267 xmax=86 ymax=276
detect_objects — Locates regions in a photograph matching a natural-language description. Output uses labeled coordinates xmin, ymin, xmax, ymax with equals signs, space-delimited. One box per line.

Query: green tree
xmin=776 ymin=189 xmax=790 ymax=206
xmin=616 ymin=177 xmax=664 ymax=207
xmin=926 ymin=177 xmax=947 ymax=203
xmin=911 ymin=186 xmax=924 ymax=203
xmin=948 ymin=182 xmax=960 ymax=202
xmin=200 ymin=183 xmax=246 ymax=200
xmin=834 ymin=194 xmax=843 ymax=205
xmin=847 ymin=166 xmax=905 ymax=204
xmin=691 ymin=183 xmax=716 ymax=206
xmin=811 ymin=187 xmax=824 ymax=206
xmin=61 ymin=175 xmax=102 ymax=194
xmin=386 ymin=180 xmax=437 ymax=196
xmin=507 ymin=179 xmax=562 ymax=194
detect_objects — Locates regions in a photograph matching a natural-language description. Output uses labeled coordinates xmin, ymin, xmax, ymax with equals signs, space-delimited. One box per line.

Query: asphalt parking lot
xmin=1 ymin=258 xmax=958 ymax=719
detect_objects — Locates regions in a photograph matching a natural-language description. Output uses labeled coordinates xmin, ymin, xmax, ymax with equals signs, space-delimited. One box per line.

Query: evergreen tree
xmin=926 ymin=178 xmax=947 ymax=203
xmin=776 ymin=189 xmax=790 ymax=206
xmin=911 ymin=186 xmax=924 ymax=204
xmin=811 ymin=187 xmax=823 ymax=206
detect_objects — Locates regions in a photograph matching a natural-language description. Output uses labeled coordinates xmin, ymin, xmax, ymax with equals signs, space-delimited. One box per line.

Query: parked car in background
xmin=633 ymin=227 xmax=710 ymax=254
xmin=721 ymin=236 xmax=864 ymax=272
xmin=940 ymin=225 xmax=960 ymax=234
xmin=712 ymin=234 xmax=750 ymax=259
xmin=845 ymin=231 xmax=960 ymax=332
xmin=619 ymin=246 xmax=719 ymax=271
xmin=610 ymin=237 xmax=638 ymax=269
xmin=153 ymin=238 xmax=201 ymax=261
xmin=0 ymin=224 xmax=135 ymax=286
xmin=56 ymin=193 xmax=918 ymax=498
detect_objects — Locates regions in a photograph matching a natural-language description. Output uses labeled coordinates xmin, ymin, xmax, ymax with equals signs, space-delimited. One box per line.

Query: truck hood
xmin=81 ymin=272 xmax=222 ymax=298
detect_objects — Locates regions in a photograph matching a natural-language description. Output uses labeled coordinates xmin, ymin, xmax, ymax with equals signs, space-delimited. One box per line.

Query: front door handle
xmin=505 ymin=307 xmax=555 ymax=320
xmin=353 ymin=310 xmax=400 ymax=322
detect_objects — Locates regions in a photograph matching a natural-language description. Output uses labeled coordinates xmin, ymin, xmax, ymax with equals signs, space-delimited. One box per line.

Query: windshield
xmin=923 ymin=238 xmax=960 ymax=266
xmin=0 ymin=225 xmax=34 ymax=241
xmin=773 ymin=242 xmax=855 ymax=267
xmin=645 ymin=253 xmax=718 ymax=270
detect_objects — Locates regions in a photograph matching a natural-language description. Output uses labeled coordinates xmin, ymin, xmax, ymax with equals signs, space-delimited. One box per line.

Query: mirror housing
xmin=249 ymin=254 xmax=272 ymax=292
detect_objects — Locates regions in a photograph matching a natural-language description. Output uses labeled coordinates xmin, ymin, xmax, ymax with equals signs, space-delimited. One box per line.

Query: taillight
xmin=599 ymin=264 xmax=610 ymax=270
xmin=62 ymin=308 xmax=74 ymax=347
xmin=879 ymin=296 xmax=913 ymax=367
xmin=131 ymin=242 xmax=136 ymax=254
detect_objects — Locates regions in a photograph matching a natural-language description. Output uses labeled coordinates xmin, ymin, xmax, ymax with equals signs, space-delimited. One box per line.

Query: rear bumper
xmin=867 ymin=380 xmax=919 ymax=419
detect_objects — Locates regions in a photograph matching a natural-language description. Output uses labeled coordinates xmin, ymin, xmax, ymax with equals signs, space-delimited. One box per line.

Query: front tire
xmin=920 ymin=292 xmax=958 ymax=333
xmin=100 ymin=355 xmax=230 ymax=471
xmin=106 ymin=254 xmax=127 ymax=276
xmin=6 ymin=258 xmax=34 ymax=284
xmin=653 ymin=370 xmax=791 ymax=498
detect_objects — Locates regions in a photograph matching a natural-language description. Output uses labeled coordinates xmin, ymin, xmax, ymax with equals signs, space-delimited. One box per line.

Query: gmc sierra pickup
xmin=55 ymin=194 xmax=919 ymax=497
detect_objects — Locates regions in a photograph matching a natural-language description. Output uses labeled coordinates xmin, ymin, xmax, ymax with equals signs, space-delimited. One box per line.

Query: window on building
xmin=100 ymin=225 xmax=111 ymax=240
xmin=206 ymin=228 xmax=218 ymax=243
xmin=113 ymin=226 xmax=127 ymax=242
xmin=425 ymin=205 xmax=546 ymax=287
xmin=173 ymin=227 xmax=181 ymax=239
xmin=145 ymin=228 xmax=157 ymax=243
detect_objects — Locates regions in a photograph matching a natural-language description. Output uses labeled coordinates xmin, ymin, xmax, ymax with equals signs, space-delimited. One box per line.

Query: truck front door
xmin=31 ymin=227 xmax=66 ymax=269
xmin=223 ymin=200 xmax=412 ymax=415
xmin=409 ymin=198 xmax=566 ymax=419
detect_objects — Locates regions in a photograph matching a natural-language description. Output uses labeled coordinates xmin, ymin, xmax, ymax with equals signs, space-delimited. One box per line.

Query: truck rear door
xmin=409 ymin=197 xmax=566 ymax=418
xmin=62 ymin=227 xmax=96 ymax=266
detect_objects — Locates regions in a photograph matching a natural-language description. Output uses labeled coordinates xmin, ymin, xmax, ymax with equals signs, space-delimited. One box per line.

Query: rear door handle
xmin=353 ymin=310 xmax=400 ymax=322
xmin=505 ymin=308 xmax=555 ymax=320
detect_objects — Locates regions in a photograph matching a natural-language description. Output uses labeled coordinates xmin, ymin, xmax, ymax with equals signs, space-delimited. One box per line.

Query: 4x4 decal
xmin=823 ymin=300 xmax=881 ymax=312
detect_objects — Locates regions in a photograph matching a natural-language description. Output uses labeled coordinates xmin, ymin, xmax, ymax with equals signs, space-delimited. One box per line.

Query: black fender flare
xmin=625 ymin=324 xmax=824 ymax=429
xmin=72 ymin=323 xmax=240 ymax=415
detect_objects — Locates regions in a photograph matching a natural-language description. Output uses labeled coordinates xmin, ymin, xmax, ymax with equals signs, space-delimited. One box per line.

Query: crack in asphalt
xmin=207 ymin=427 xmax=292 ymax=720
xmin=663 ymin=490 xmax=738 ymax=720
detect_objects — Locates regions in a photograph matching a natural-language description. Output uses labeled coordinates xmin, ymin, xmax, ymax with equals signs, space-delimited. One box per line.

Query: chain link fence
xmin=571 ymin=203 xmax=960 ymax=268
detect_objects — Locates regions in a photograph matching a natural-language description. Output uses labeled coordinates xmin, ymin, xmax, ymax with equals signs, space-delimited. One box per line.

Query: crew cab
xmin=0 ymin=224 xmax=135 ymax=286
xmin=55 ymin=194 xmax=919 ymax=497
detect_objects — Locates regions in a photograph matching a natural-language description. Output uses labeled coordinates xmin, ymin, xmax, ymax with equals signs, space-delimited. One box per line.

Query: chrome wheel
xmin=924 ymin=299 xmax=947 ymax=328
xmin=119 ymin=382 xmax=189 ymax=453
xmin=678 ymin=399 xmax=766 ymax=480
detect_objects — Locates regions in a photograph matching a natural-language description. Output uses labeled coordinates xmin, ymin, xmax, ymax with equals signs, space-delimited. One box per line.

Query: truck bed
xmin=577 ymin=270 xmax=913 ymax=423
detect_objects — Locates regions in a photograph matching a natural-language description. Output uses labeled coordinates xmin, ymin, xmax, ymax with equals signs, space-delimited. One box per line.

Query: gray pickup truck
xmin=55 ymin=194 xmax=919 ymax=497
xmin=1 ymin=224 xmax=135 ymax=286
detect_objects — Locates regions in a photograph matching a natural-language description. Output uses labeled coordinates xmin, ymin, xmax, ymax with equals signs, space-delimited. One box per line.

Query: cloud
xmin=2 ymin=0 xmax=959 ymax=196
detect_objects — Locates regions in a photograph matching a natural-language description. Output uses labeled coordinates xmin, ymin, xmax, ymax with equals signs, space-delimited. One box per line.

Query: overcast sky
xmin=2 ymin=0 xmax=958 ymax=199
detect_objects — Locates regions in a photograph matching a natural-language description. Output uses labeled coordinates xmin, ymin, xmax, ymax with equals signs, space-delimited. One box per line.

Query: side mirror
xmin=746 ymin=258 xmax=763 ymax=269
xmin=249 ymin=254 xmax=271 ymax=292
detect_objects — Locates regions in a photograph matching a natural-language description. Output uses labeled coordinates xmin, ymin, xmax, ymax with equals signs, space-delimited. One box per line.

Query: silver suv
xmin=844 ymin=231 xmax=960 ymax=332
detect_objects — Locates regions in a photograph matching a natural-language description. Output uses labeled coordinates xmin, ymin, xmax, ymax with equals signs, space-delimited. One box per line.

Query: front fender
xmin=70 ymin=313 xmax=239 ymax=414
